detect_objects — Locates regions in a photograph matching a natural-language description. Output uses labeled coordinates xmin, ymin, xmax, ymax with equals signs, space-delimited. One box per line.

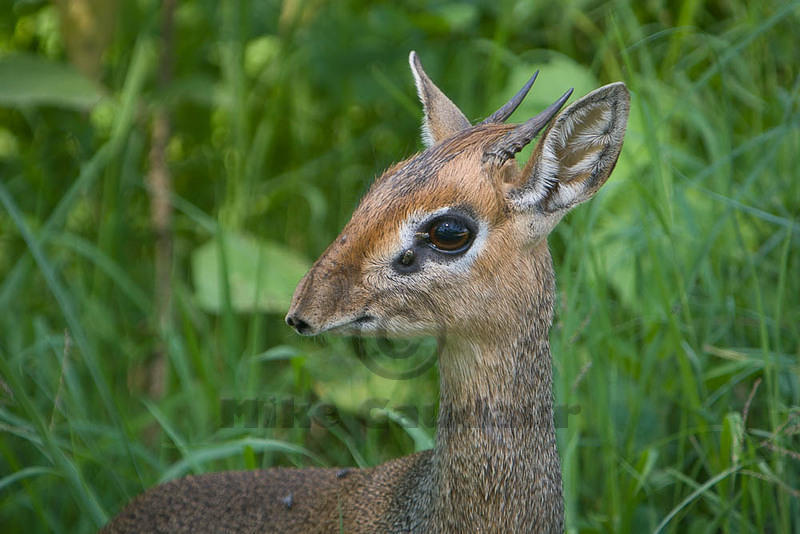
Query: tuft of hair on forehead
xmin=372 ymin=123 xmax=516 ymax=194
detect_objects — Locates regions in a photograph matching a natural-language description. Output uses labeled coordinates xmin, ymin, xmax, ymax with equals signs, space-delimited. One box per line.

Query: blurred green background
xmin=1 ymin=1 xmax=798 ymax=532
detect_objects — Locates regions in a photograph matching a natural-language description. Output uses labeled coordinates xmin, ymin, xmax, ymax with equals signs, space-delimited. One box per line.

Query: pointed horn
xmin=482 ymin=87 xmax=574 ymax=164
xmin=480 ymin=71 xmax=539 ymax=125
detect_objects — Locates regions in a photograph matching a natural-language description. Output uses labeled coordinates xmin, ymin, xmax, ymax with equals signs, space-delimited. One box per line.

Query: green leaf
xmin=191 ymin=231 xmax=310 ymax=314
xmin=159 ymin=438 xmax=326 ymax=482
xmin=382 ymin=408 xmax=434 ymax=452
xmin=242 ymin=445 xmax=257 ymax=470
xmin=244 ymin=36 xmax=281 ymax=78
xmin=713 ymin=411 xmax=745 ymax=505
xmin=720 ymin=411 xmax=744 ymax=464
xmin=632 ymin=447 xmax=659 ymax=495
xmin=0 ymin=53 xmax=104 ymax=110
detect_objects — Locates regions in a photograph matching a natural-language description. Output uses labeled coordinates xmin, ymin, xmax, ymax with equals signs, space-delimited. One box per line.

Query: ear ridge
xmin=514 ymin=82 xmax=630 ymax=214
xmin=409 ymin=51 xmax=471 ymax=147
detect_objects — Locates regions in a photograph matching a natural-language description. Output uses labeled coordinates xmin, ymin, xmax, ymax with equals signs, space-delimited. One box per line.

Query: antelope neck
xmin=426 ymin=284 xmax=563 ymax=531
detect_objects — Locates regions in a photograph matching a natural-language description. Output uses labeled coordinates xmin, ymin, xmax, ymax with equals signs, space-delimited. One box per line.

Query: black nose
xmin=286 ymin=314 xmax=311 ymax=334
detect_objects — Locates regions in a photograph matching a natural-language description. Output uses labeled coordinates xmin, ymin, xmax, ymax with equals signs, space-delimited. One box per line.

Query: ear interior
xmin=552 ymin=104 xmax=616 ymax=182
xmin=560 ymin=107 xmax=606 ymax=164
xmin=518 ymin=82 xmax=630 ymax=213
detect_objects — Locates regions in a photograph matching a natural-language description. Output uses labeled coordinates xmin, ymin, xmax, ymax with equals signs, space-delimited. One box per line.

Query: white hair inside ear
xmin=517 ymin=82 xmax=630 ymax=213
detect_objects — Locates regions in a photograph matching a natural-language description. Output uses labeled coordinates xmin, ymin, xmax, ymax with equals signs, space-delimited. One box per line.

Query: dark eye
xmin=428 ymin=217 xmax=473 ymax=253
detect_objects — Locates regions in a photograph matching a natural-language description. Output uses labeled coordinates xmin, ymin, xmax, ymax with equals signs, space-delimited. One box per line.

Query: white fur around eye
xmin=395 ymin=207 xmax=488 ymax=274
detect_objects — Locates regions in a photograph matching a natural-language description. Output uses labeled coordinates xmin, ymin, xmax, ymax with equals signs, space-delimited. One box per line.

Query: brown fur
xmin=103 ymin=53 xmax=629 ymax=534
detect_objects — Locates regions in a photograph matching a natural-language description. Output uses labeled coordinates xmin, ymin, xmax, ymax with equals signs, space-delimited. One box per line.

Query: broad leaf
xmin=191 ymin=231 xmax=310 ymax=314
xmin=0 ymin=53 xmax=104 ymax=110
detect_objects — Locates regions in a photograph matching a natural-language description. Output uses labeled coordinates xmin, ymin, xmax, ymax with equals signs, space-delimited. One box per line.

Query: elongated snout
xmin=284 ymin=241 xmax=367 ymax=336
xmin=284 ymin=269 xmax=324 ymax=336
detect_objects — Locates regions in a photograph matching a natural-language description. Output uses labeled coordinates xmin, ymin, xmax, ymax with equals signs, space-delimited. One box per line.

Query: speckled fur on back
xmin=103 ymin=52 xmax=629 ymax=534
xmin=104 ymin=452 xmax=434 ymax=533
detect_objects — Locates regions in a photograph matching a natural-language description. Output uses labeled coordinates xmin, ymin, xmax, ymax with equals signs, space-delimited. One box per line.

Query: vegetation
xmin=0 ymin=1 xmax=797 ymax=532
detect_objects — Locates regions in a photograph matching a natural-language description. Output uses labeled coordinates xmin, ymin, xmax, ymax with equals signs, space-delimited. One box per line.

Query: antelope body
xmin=105 ymin=52 xmax=629 ymax=533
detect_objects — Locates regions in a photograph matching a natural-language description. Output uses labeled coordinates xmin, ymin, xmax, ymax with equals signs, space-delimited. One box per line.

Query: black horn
xmin=483 ymin=87 xmax=574 ymax=164
xmin=480 ymin=71 xmax=539 ymax=124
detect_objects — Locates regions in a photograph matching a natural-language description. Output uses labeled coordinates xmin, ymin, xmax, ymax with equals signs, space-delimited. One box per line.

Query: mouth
xmin=324 ymin=315 xmax=378 ymax=335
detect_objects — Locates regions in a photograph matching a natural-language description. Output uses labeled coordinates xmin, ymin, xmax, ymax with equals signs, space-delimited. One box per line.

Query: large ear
xmin=409 ymin=51 xmax=471 ymax=147
xmin=510 ymin=82 xmax=630 ymax=214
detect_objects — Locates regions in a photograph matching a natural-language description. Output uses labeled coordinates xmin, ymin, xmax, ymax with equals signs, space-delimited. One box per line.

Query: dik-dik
xmin=105 ymin=52 xmax=629 ymax=533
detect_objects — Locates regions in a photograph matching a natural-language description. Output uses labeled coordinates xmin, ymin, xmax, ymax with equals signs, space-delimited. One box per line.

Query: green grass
xmin=1 ymin=1 xmax=798 ymax=532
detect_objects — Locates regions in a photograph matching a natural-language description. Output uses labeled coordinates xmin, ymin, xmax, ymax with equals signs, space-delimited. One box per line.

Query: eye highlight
xmin=426 ymin=217 xmax=473 ymax=253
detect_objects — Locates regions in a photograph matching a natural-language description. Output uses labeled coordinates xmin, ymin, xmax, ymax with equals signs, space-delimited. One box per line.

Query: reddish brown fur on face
xmin=288 ymin=124 xmax=525 ymax=337
xmin=364 ymin=124 xmax=516 ymax=224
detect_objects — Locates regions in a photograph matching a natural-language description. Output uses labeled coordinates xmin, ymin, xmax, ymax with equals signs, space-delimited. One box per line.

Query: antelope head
xmin=286 ymin=52 xmax=629 ymax=344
